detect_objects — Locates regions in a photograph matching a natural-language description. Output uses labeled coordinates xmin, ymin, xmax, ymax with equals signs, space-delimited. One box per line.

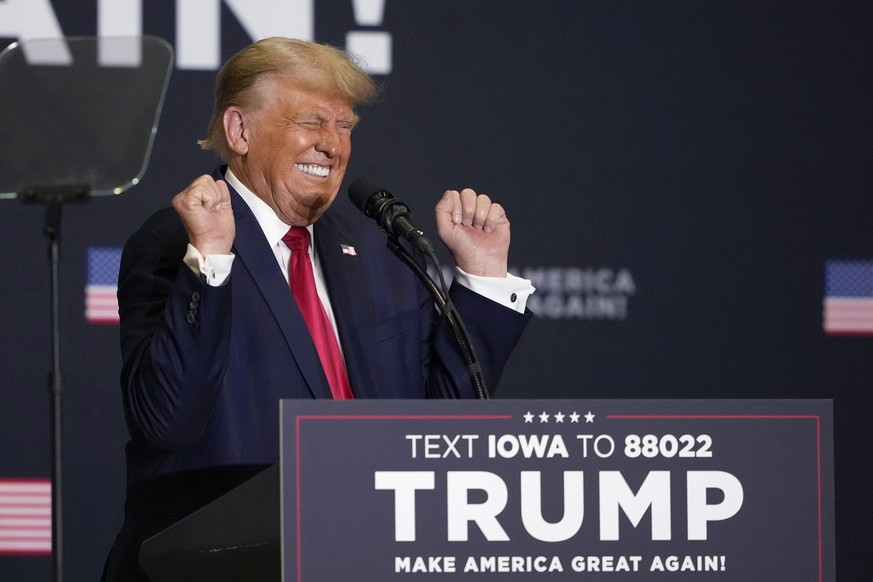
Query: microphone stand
xmin=384 ymin=236 xmax=490 ymax=399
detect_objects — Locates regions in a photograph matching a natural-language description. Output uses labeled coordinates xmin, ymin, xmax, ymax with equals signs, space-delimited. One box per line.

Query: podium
xmin=140 ymin=399 xmax=835 ymax=581
xmin=139 ymin=465 xmax=280 ymax=580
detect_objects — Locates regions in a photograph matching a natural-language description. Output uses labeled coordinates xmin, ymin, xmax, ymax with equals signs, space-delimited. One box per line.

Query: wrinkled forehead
xmin=246 ymin=72 xmax=357 ymax=116
xmin=244 ymin=76 xmax=359 ymax=127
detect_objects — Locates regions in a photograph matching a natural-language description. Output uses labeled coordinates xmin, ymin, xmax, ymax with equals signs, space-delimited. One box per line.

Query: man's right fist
xmin=171 ymin=175 xmax=235 ymax=255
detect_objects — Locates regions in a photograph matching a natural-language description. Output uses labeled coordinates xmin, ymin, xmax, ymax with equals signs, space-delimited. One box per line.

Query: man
xmin=102 ymin=37 xmax=533 ymax=580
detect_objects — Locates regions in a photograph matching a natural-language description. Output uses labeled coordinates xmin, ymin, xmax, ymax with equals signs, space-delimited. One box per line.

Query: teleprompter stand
xmin=0 ymin=36 xmax=173 ymax=582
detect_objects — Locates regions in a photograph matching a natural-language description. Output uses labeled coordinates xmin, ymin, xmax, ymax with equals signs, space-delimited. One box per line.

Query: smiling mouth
xmin=295 ymin=163 xmax=330 ymax=178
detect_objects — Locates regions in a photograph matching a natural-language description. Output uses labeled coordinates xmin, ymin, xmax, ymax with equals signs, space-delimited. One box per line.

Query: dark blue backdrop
xmin=1 ymin=1 xmax=870 ymax=580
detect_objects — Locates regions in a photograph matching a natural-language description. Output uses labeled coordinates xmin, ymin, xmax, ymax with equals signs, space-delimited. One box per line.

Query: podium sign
xmin=280 ymin=399 xmax=834 ymax=581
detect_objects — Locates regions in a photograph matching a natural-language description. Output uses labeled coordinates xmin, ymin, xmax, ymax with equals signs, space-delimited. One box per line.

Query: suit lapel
xmin=314 ymin=210 xmax=377 ymax=397
xmin=227 ymin=184 xmax=333 ymax=399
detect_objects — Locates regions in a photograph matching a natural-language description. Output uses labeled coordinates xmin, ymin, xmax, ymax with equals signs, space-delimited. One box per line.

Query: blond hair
xmin=197 ymin=37 xmax=379 ymax=159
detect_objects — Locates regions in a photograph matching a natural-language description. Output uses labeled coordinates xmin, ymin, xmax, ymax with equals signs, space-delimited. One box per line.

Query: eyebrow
xmin=297 ymin=111 xmax=359 ymax=124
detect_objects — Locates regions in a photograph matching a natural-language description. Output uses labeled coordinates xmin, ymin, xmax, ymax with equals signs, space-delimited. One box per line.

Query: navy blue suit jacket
xmin=102 ymin=169 xmax=531 ymax=580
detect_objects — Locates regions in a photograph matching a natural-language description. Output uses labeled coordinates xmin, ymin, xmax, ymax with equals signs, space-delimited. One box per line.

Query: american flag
xmin=0 ymin=479 xmax=51 ymax=555
xmin=86 ymin=246 xmax=122 ymax=324
xmin=823 ymin=260 xmax=873 ymax=335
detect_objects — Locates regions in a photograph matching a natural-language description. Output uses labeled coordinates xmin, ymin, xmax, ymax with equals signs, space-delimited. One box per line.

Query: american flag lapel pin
xmin=340 ymin=244 xmax=357 ymax=256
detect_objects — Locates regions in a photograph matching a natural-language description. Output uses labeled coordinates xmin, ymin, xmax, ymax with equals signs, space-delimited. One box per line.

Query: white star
xmin=539 ymin=412 xmax=550 ymax=423
xmin=523 ymin=411 xmax=534 ymax=423
xmin=554 ymin=411 xmax=565 ymax=423
xmin=569 ymin=412 xmax=580 ymax=423
xmin=584 ymin=411 xmax=595 ymax=423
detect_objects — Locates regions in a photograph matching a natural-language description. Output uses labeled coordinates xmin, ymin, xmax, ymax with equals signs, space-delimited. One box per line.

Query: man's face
xmin=232 ymin=75 xmax=358 ymax=225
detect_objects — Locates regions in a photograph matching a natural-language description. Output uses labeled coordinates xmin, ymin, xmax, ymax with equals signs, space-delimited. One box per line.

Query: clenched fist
xmin=171 ymin=175 xmax=235 ymax=255
xmin=435 ymin=188 xmax=510 ymax=278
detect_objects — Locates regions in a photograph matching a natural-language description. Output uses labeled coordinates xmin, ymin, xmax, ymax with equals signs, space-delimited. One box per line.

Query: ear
xmin=223 ymin=106 xmax=250 ymax=156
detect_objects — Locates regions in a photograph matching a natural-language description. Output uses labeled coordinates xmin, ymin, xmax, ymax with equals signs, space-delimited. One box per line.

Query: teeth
xmin=295 ymin=163 xmax=330 ymax=178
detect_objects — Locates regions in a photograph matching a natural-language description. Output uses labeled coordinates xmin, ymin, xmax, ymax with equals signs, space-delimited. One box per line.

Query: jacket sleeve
xmin=425 ymin=279 xmax=533 ymax=399
xmin=117 ymin=209 xmax=233 ymax=451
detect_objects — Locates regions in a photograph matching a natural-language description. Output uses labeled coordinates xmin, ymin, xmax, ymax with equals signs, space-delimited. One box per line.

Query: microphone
xmin=348 ymin=176 xmax=489 ymax=399
xmin=348 ymin=177 xmax=435 ymax=255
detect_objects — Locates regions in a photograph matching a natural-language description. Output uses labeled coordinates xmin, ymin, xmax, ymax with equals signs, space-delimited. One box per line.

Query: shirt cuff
xmin=183 ymin=244 xmax=235 ymax=287
xmin=453 ymin=267 xmax=535 ymax=313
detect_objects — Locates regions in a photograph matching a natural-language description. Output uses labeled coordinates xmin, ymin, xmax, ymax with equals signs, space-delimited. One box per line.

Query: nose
xmin=317 ymin=125 xmax=342 ymax=157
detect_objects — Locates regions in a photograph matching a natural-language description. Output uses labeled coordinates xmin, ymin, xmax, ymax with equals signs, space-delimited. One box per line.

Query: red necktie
xmin=282 ymin=226 xmax=353 ymax=399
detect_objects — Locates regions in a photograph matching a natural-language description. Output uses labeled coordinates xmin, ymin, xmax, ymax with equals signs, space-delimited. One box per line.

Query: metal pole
xmin=45 ymin=199 xmax=64 ymax=582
